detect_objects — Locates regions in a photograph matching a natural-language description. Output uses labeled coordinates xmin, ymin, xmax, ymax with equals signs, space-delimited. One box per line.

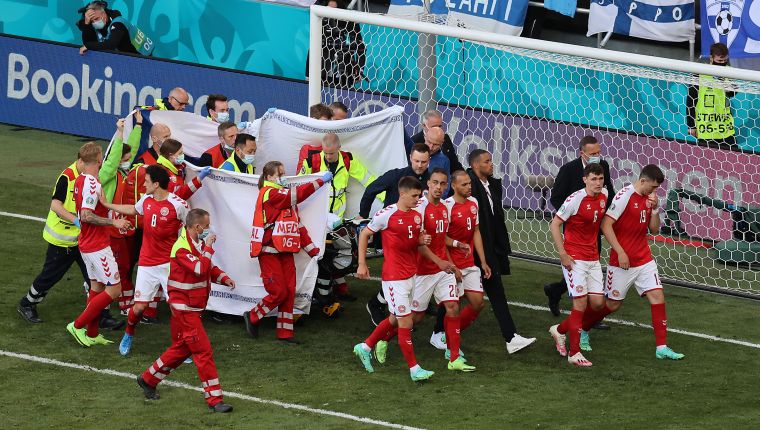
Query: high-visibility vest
xmin=221 ymin=154 xmax=253 ymax=174
xmin=100 ymin=16 xmax=155 ymax=56
xmin=203 ymin=144 xmax=231 ymax=168
xmin=695 ymin=74 xmax=735 ymax=140
xmin=299 ymin=149 xmax=373 ymax=217
xmin=250 ymin=183 xmax=301 ymax=257
xmin=42 ymin=162 xmax=80 ymax=247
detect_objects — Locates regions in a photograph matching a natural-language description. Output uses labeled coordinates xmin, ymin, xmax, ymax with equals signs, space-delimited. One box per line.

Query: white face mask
xmin=119 ymin=161 xmax=131 ymax=171
xmin=92 ymin=19 xmax=106 ymax=30
xmin=216 ymin=111 xmax=230 ymax=123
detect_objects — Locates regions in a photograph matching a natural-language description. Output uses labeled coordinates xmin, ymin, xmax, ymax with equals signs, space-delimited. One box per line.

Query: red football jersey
xmin=135 ymin=193 xmax=190 ymax=266
xmin=605 ymin=185 xmax=654 ymax=268
xmin=555 ymin=188 xmax=608 ymax=261
xmin=367 ymin=204 xmax=423 ymax=281
xmin=415 ymin=196 xmax=449 ymax=276
xmin=444 ymin=196 xmax=479 ymax=269
xmin=74 ymin=173 xmax=111 ymax=253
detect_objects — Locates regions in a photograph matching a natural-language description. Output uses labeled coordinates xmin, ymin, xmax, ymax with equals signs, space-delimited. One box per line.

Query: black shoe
xmin=209 ymin=402 xmax=233 ymax=413
xmin=100 ymin=315 xmax=125 ymax=330
xmin=206 ymin=311 xmax=230 ymax=324
xmin=17 ymin=301 xmax=42 ymax=324
xmin=335 ymin=292 xmax=358 ymax=302
xmin=243 ymin=311 xmax=259 ymax=339
xmin=140 ymin=316 xmax=160 ymax=325
xmin=365 ymin=297 xmax=387 ymax=327
xmin=593 ymin=322 xmax=611 ymax=330
xmin=543 ymin=284 xmax=562 ymax=317
xmin=137 ymin=376 xmax=160 ymax=400
xmin=278 ymin=337 xmax=301 ymax=345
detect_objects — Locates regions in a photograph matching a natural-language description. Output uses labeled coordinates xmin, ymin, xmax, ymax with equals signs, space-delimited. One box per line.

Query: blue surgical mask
xmin=174 ymin=154 xmax=185 ymax=165
xmin=198 ymin=228 xmax=210 ymax=240
xmin=587 ymin=156 xmax=601 ymax=164
xmin=224 ymin=144 xmax=234 ymax=152
xmin=243 ymin=154 xmax=255 ymax=165
xmin=216 ymin=111 xmax=230 ymax=123
xmin=92 ymin=19 xmax=106 ymax=30
xmin=276 ymin=176 xmax=287 ymax=186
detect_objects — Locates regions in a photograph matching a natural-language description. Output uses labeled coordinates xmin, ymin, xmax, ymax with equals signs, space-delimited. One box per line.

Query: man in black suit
xmin=407 ymin=110 xmax=464 ymax=173
xmin=544 ymin=136 xmax=615 ymax=321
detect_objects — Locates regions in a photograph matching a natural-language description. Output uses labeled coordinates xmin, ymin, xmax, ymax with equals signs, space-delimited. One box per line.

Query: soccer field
xmin=1 ymin=124 xmax=759 ymax=429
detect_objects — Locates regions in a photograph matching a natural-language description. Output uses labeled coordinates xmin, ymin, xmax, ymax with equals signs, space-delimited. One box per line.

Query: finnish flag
xmin=587 ymin=0 xmax=696 ymax=42
xmin=388 ymin=0 xmax=530 ymax=36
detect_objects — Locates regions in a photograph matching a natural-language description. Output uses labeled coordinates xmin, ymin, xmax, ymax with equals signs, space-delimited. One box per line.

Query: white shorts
xmin=382 ymin=278 xmax=415 ymax=317
xmin=81 ymin=247 xmax=120 ymax=286
xmin=412 ymin=272 xmax=458 ymax=312
xmin=605 ymin=260 xmax=662 ymax=300
xmin=458 ymin=266 xmax=483 ymax=296
xmin=561 ymin=260 xmax=604 ymax=298
xmin=133 ymin=263 xmax=170 ymax=302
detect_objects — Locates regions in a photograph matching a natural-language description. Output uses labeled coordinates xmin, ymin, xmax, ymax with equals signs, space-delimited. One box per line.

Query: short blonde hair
xmin=78 ymin=142 xmax=102 ymax=164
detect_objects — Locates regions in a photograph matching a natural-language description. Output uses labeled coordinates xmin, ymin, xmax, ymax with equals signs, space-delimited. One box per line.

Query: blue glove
xmin=198 ymin=166 xmax=211 ymax=180
xmin=237 ymin=121 xmax=249 ymax=129
xmin=267 ymin=107 xmax=277 ymax=113
xmin=321 ymin=171 xmax=334 ymax=183
xmin=73 ymin=217 xmax=81 ymax=228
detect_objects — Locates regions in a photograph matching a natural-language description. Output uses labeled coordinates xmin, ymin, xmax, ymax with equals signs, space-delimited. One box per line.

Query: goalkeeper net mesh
xmin=313 ymin=10 xmax=760 ymax=296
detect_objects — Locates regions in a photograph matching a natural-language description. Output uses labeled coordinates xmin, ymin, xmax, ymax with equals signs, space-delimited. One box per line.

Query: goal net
xmin=309 ymin=6 xmax=760 ymax=297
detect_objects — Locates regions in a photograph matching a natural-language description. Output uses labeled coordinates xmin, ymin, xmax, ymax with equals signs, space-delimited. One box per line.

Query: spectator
xmin=408 ymin=110 xmax=464 ymax=173
xmin=206 ymin=94 xmax=231 ymax=123
xmin=687 ymin=43 xmax=736 ymax=150
xmin=310 ymin=103 xmax=333 ymax=120
xmin=330 ymin=101 xmax=350 ymax=120
xmin=77 ymin=1 xmax=141 ymax=56
xmin=198 ymin=122 xmax=238 ymax=168
xmin=305 ymin=0 xmax=366 ymax=87
xmin=220 ymin=133 xmax=257 ymax=174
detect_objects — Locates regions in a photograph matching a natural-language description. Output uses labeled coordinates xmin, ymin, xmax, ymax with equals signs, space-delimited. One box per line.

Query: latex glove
xmin=237 ymin=121 xmax=250 ymax=129
xmin=321 ymin=171 xmax=334 ymax=183
xmin=198 ymin=166 xmax=212 ymax=180
xmin=307 ymin=247 xmax=320 ymax=258
xmin=267 ymin=107 xmax=277 ymax=113
xmin=73 ymin=217 xmax=81 ymax=228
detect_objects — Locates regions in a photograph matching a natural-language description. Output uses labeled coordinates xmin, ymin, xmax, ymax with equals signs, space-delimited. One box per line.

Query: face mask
xmin=587 ymin=156 xmax=601 ymax=164
xmin=216 ymin=111 xmax=230 ymax=123
xmin=174 ymin=154 xmax=185 ymax=165
xmin=276 ymin=176 xmax=287 ymax=186
xmin=198 ymin=228 xmax=210 ymax=241
xmin=243 ymin=154 xmax=255 ymax=165
xmin=119 ymin=161 xmax=131 ymax=171
xmin=92 ymin=19 xmax=106 ymax=30
xmin=224 ymin=144 xmax=234 ymax=152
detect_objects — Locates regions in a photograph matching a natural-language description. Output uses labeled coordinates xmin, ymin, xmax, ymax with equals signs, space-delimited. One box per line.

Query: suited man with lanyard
xmin=544 ymin=136 xmax=615 ymax=325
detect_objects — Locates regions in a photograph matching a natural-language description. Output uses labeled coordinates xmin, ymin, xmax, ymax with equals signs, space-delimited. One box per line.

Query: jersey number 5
xmin=407 ymin=225 xmax=413 ymax=239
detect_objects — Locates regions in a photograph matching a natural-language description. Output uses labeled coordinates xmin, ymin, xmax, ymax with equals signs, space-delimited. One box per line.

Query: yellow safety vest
xmin=42 ymin=162 xmax=80 ymax=247
xmin=298 ymin=151 xmax=374 ymax=217
xmin=170 ymin=227 xmax=191 ymax=258
xmin=222 ymin=154 xmax=253 ymax=174
xmin=695 ymin=74 xmax=735 ymax=140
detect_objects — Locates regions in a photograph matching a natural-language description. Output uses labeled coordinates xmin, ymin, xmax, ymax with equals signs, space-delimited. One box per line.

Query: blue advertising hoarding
xmin=0 ymin=35 xmax=308 ymax=140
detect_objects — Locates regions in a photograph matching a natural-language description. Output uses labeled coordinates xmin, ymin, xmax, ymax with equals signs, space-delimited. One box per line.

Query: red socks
xmin=143 ymin=301 xmax=159 ymax=319
xmin=383 ymin=326 xmax=398 ymax=342
xmin=397 ymin=327 xmax=417 ymax=368
xmin=75 ymin=290 xmax=113 ymax=334
xmin=364 ymin=318 xmax=392 ymax=348
xmin=565 ymin=309 xmax=584 ymax=356
xmin=85 ymin=290 xmax=100 ymax=337
xmin=650 ymin=303 xmax=668 ymax=347
xmin=125 ymin=307 xmax=141 ymax=336
xmin=459 ymin=305 xmax=480 ymax=331
xmin=581 ymin=304 xmax=612 ymax=332
xmin=444 ymin=315 xmax=461 ymax=361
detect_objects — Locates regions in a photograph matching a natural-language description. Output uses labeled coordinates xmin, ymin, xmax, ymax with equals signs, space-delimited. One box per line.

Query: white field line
xmin=366 ymin=276 xmax=760 ymax=350
xmin=5 ymin=210 xmax=759 ymax=350
xmin=0 ymin=349 xmax=423 ymax=430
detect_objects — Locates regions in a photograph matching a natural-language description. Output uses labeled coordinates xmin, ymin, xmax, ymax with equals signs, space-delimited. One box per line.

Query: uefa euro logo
xmin=705 ymin=0 xmax=760 ymax=50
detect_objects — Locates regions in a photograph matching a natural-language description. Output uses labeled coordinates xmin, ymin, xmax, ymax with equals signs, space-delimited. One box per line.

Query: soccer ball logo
xmin=715 ymin=10 xmax=733 ymax=35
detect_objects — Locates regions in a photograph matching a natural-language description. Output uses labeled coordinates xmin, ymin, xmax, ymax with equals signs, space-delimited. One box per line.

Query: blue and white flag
xmin=587 ymin=0 xmax=696 ymax=42
xmin=387 ymin=0 xmax=529 ymax=36
xmin=701 ymin=0 xmax=760 ymax=58
xmin=387 ymin=0 xmax=429 ymax=19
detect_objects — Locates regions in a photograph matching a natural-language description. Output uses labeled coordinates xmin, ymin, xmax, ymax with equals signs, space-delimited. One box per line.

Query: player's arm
xmin=418 ymin=245 xmax=455 ymax=273
xmin=356 ymin=227 xmax=374 ymax=279
xmin=80 ymin=208 xmax=131 ymax=229
xmin=550 ymin=216 xmax=574 ymax=270
xmin=100 ymin=201 xmax=137 ymax=216
xmin=472 ymin=226 xmax=491 ymax=279
xmin=445 ymin=235 xmax=471 ymax=256
xmin=648 ymin=194 xmax=661 ymax=234
xmin=601 ymin=215 xmax=629 ymax=269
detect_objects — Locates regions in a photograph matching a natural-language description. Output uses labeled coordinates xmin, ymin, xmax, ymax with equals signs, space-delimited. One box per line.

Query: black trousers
xmin=22 ymin=243 xmax=89 ymax=306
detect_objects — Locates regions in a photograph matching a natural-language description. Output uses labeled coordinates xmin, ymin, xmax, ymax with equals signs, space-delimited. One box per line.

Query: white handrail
xmin=310 ymin=5 xmax=760 ymax=83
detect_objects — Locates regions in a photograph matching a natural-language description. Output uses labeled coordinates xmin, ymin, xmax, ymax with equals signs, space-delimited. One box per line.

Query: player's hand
xmin=648 ymin=193 xmax=659 ymax=210
xmin=618 ymin=251 xmax=630 ymax=270
xmin=454 ymin=268 xmax=463 ymax=283
xmin=79 ymin=46 xmax=88 ymax=56
xmin=419 ymin=233 xmax=432 ymax=246
xmin=437 ymin=260 xmax=456 ymax=274
xmin=113 ymin=218 xmax=132 ymax=230
xmin=560 ymin=253 xmax=574 ymax=271
xmin=688 ymin=128 xmax=697 ymax=138
xmin=356 ymin=263 xmax=370 ymax=280
xmin=482 ymin=263 xmax=492 ymax=279
xmin=456 ymin=241 xmax=471 ymax=257
xmin=224 ymin=278 xmax=236 ymax=289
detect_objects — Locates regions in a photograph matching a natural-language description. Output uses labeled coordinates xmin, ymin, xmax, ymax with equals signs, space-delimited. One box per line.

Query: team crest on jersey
xmin=186 ymin=254 xmax=198 ymax=262
xmin=600 ymin=200 xmax=606 ymax=208
xmin=611 ymin=290 xmax=620 ymax=298
xmin=470 ymin=206 xmax=476 ymax=214
xmin=86 ymin=197 xmax=95 ymax=205
xmin=398 ymin=305 xmax=406 ymax=313
xmin=412 ymin=300 xmax=419 ymax=308
xmin=414 ymin=215 xmax=421 ymax=224
xmin=160 ymin=207 xmax=170 ymax=216
xmin=443 ymin=212 xmax=448 ymax=219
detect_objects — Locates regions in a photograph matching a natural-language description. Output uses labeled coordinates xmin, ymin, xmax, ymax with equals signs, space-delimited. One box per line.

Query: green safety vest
xmin=222 ymin=154 xmax=253 ymax=174
xmin=99 ymin=16 xmax=155 ymax=56
xmin=42 ymin=162 xmax=81 ymax=247
xmin=299 ymin=151 xmax=373 ymax=217
xmin=695 ymin=74 xmax=735 ymax=140
xmin=170 ymin=227 xmax=192 ymax=259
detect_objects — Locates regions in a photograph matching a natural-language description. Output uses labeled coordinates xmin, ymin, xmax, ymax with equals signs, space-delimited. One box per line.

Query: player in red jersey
xmin=66 ymin=142 xmax=132 ymax=347
xmin=352 ymin=176 xmax=437 ymax=382
xmin=583 ymin=164 xmax=685 ymax=360
xmin=548 ymin=163 xmax=608 ymax=367
xmin=102 ymin=165 xmax=197 ymax=356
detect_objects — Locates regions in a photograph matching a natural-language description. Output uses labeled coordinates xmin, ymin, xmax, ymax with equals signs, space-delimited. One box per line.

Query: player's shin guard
xmin=383 ymin=326 xmax=398 ymax=341
xmin=650 ymin=303 xmax=668 ymax=347
xmin=397 ymin=327 xmax=417 ymax=368
xmin=566 ymin=309 xmax=584 ymax=356
xmin=365 ymin=318 xmax=392 ymax=348
xmin=459 ymin=305 xmax=480 ymax=331
xmin=76 ymin=290 xmax=112 ymax=333
xmin=444 ymin=315 xmax=461 ymax=361
xmin=125 ymin=306 xmax=141 ymax=336
xmin=581 ymin=304 xmax=612 ymax=332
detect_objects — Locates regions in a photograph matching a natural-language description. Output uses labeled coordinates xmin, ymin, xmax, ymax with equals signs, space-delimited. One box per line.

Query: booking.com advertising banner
xmin=0 ymin=35 xmax=308 ymax=139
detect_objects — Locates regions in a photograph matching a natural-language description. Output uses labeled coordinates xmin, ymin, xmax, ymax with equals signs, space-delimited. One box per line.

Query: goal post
xmin=308 ymin=5 xmax=760 ymax=298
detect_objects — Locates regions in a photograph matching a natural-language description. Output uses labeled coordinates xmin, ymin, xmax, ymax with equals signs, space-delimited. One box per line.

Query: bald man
xmin=134 ymin=123 xmax=171 ymax=166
